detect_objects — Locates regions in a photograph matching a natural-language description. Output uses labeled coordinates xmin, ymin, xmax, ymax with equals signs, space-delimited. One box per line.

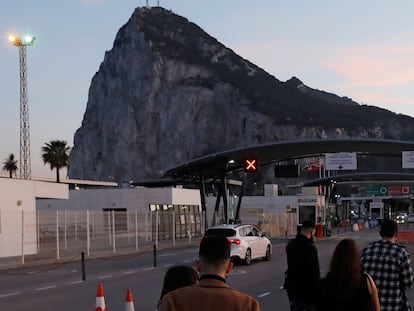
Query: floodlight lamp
xmin=8 ymin=35 xmax=16 ymax=43
xmin=24 ymin=36 xmax=33 ymax=44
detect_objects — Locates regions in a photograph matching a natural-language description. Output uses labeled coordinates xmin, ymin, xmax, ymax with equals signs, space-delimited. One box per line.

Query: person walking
xmin=317 ymin=238 xmax=380 ymax=311
xmin=157 ymin=265 xmax=199 ymax=310
xmin=159 ymin=235 xmax=260 ymax=311
xmin=361 ymin=219 xmax=413 ymax=311
xmin=285 ymin=220 xmax=320 ymax=311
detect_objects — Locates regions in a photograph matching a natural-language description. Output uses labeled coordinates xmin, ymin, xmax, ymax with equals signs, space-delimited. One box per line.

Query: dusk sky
xmin=1 ymin=0 xmax=414 ymax=179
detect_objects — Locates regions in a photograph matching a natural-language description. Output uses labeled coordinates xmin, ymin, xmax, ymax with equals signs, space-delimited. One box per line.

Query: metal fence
xmin=0 ymin=208 xmax=298 ymax=269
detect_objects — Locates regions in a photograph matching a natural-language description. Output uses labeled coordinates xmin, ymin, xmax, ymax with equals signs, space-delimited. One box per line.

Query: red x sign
xmin=245 ymin=159 xmax=258 ymax=172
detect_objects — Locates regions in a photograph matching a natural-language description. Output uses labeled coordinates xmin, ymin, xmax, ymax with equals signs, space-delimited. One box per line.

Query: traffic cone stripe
xmin=95 ymin=283 xmax=106 ymax=311
xmin=125 ymin=288 xmax=135 ymax=311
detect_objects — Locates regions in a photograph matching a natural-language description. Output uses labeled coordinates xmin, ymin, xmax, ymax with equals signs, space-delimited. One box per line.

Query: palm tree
xmin=41 ymin=140 xmax=71 ymax=183
xmin=2 ymin=153 xmax=18 ymax=178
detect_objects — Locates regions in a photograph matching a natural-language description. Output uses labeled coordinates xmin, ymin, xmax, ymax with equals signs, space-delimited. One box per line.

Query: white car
xmin=396 ymin=213 xmax=408 ymax=224
xmin=407 ymin=214 xmax=414 ymax=223
xmin=204 ymin=224 xmax=272 ymax=265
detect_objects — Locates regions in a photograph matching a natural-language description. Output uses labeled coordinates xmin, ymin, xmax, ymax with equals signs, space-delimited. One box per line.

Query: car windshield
xmin=205 ymin=228 xmax=236 ymax=237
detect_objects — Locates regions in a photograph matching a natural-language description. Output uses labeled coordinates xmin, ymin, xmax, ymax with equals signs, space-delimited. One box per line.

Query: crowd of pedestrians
xmin=157 ymin=219 xmax=413 ymax=311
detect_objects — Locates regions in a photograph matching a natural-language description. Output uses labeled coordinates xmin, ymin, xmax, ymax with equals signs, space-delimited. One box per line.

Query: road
xmin=0 ymin=228 xmax=413 ymax=310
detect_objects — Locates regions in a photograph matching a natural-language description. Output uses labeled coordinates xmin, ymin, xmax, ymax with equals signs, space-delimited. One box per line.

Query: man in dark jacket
xmin=285 ymin=220 xmax=320 ymax=311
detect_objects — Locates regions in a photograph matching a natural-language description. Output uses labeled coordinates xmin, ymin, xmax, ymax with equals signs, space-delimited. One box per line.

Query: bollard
xmin=153 ymin=244 xmax=157 ymax=267
xmin=81 ymin=251 xmax=86 ymax=281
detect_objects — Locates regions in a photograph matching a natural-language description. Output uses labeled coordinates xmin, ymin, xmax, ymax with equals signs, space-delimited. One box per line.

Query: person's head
xmin=328 ymin=238 xmax=361 ymax=287
xmin=301 ymin=220 xmax=316 ymax=239
xmin=380 ymin=219 xmax=398 ymax=240
xmin=196 ymin=235 xmax=233 ymax=277
xmin=158 ymin=265 xmax=198 ymax=304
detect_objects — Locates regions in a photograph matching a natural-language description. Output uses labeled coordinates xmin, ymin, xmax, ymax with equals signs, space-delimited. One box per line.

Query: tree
xmin=41 ymin=140 xmax=71 ymax=183
xmin=2 ymin=153 xmax=18 ymax=178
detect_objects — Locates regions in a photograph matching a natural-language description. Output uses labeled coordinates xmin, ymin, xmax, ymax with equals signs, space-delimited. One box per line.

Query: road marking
xmin=98 ymin=275 xmax=112 ymax=279
xmin=228 ymin=269 xmax=246 ymax=275
xmin=35 ymin=285 xmax=57 ymax=291
xmin=0 ymin=292 xmax=20 ymax=298
xmin=163 ymin=264 xmax=173 ymax=267
xmin=159 ymin=253 xmax=176 ymax=257
xmin=143 ymin=267 xmax=155 ymax=271
xmin=69 ymin=281 xmax=83 ymax=285
xmin=122 ymin=271 xmax=135 ymax=275
xmin=258 ymin=292 xmax=271 ymax=298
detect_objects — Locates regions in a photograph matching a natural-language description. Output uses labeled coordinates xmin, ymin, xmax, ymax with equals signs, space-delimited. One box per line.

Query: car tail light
xmin=228 ymin=238 xmax=241 ymax=245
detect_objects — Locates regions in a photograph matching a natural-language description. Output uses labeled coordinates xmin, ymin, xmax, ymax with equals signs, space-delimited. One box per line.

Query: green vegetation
xmin=2 ymin=153 xmax=18 ymax=178
xmin=41 ymin=140 xmax=71 ymax=183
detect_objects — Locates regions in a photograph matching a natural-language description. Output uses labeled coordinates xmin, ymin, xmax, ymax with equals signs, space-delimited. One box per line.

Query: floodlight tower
xmin=8 ymin=34 xmax=36 ymax=179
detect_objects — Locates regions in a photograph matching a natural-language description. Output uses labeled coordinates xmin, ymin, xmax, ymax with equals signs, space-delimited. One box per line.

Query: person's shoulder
xmin=230 ymin=290 xmax=260 ymax=309
xmin=362 ymin=240 xmax=381 ymax=251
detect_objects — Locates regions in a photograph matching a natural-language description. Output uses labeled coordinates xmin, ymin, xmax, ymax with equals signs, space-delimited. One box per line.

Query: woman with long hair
xmin=157 ymin=265 xmax=199 ymax=310
xmin=317 ymin=238 xmax=380 ymax=311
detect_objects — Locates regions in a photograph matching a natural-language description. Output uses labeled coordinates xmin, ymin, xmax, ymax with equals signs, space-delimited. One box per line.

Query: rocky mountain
xmin=68 ymin=6 xmax=414 ymax=182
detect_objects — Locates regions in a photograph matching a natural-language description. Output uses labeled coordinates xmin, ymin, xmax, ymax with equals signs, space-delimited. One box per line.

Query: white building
xmin=0 ymin=178 xmax=68 ymax=258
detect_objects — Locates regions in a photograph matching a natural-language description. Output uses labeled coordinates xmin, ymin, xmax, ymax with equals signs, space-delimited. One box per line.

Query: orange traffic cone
xmin=125 ymin=288 xmax=135 ymax=311
xmin=95 ymin=283 xmax=106 ymax=311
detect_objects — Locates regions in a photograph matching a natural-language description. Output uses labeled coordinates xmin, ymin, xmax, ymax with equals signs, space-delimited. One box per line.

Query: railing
xmin=0 ymin=209 xmax=300 ymax=269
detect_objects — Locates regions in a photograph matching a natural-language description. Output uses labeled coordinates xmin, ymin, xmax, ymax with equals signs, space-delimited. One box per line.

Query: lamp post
xmin=8 ymin=34 xmax=36 ymax=179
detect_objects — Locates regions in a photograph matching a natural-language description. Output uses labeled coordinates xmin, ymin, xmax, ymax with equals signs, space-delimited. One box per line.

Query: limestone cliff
xmin=68 ymin=7 xmax=414 ymax=182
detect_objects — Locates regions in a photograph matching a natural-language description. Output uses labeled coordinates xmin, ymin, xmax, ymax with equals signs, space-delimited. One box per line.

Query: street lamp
xmin=8 ymin=34 xmax=36 ymax=179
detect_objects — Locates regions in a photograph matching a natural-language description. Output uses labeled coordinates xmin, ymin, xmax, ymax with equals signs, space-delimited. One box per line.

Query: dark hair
xmin=158 ymin=265 xmax=198 ymax=307
xmin=327 ymin=238 xmax=361 ymax=287
xmin=319 ymin=239 xmax=365 ymax=309
xmin=380 ymin=219 xmax=398 ymax=238
xmin=302 ymin=220 xmax=316 ymax=229
xmin=199 ymin=235 xmax=231 ymax=264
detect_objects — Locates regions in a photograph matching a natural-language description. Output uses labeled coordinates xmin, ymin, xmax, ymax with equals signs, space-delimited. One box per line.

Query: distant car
xmin=204 ymin=224 xmax=272 ymax=265
xmin=407 ymin=214 xmax=414 ymax=223
xmin=396 ymin=213 xmax=408 ymax=224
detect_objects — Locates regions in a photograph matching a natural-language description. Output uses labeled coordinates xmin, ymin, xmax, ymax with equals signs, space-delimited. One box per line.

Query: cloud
xmin=324 ymin=45 xmax=414 ymax=89
xmin=229 ymin=38 xmax=414 ymax=117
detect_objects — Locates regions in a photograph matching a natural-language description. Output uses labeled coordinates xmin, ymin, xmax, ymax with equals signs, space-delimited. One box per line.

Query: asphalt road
xmin=0 ymin=228 xmax=413 ymax=310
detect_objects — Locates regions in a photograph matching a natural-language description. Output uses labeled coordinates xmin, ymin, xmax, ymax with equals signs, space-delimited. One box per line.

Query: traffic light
xmin=244 ymin=158 xmax=258 ymax=172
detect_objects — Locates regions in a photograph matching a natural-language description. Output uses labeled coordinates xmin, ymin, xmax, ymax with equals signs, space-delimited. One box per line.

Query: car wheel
xmin=245 ymin=248 xmax=252 ymax=265
xmin=263 ymin=245 xmax=271 ymax=261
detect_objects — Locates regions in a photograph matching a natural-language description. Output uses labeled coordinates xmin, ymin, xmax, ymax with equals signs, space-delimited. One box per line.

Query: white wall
xmin=37 ymin=187 xmax=201 ymax=212
xmin=0 ymin=178 xmax=68 ymax=258
xmin=171 ymin=188 xmax=201 ymax=207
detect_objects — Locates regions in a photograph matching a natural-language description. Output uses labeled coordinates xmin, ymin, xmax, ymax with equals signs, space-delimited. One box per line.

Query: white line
xmin=258 ymin=292 xmax=271 ymax=298
xmin=122 ymin=271 xmax=135 ymax=275
xmin=69 ymin=280 xmax=83 ymax=285
xmin=143 ymin=267 xmax=155 ymax=271
xmin=35 ymin=285 xmax=57 ymax=291
xmin=98 ymin=275 xmax=112 ymax=279
xmin=160 ymin=253 xmax=176 ymax=257
xmin=0 ymin=292 xmax=20 ymax=298
xmin=163 ymin=264 xmax=173 ymax=267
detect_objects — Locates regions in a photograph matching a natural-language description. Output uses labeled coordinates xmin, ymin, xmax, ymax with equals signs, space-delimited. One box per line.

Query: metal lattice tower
xmin=9 ymin=35 xmax=35 ymax=179
xmin=18 ymin=45 xmax=31 ymax=178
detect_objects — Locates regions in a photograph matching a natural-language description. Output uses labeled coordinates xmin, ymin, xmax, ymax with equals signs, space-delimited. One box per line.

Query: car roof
xmin=208 ymin=224 xmax=254 ymax=230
